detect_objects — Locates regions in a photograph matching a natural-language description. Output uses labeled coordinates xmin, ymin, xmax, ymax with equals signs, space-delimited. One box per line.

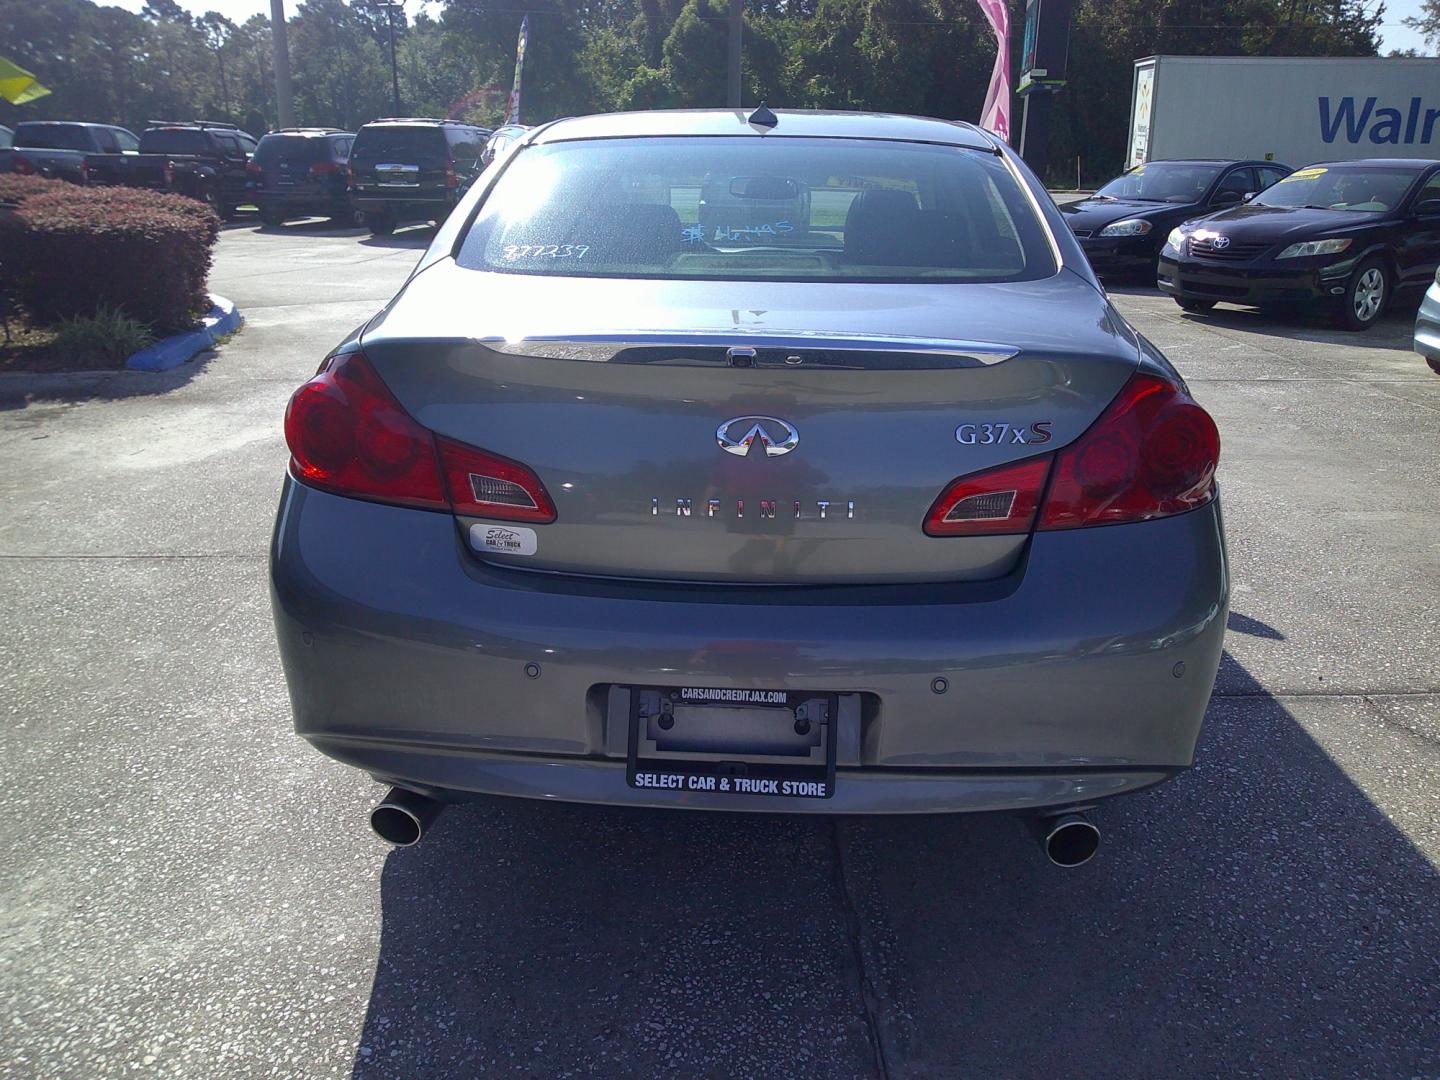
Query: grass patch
xmin=1 ymin=306 xmax=154 ymax=373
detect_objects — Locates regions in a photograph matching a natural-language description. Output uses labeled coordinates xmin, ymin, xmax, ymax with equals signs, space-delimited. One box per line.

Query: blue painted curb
xmin=125 ymin=294 xmax=243 ymax=372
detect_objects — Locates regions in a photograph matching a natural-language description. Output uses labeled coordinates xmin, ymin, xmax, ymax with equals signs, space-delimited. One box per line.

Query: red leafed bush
xmin=0 ymin=185 xmax=221 ymax=333
xmin=0 ymin=174 xmax=69 ymax=206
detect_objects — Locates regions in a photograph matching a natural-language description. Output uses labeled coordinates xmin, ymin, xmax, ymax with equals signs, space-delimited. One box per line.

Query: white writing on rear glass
xmin=503 ymin=244 xmax=590 ymax=260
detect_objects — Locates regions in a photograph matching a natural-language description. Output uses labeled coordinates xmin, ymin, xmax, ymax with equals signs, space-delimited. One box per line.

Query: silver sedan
xmin=270 ymin=110 xmax=1227 ymax=865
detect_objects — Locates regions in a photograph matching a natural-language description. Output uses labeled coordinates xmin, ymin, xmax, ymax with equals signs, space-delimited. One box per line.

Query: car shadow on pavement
xmin=359 ymin=225 xmax=437 ymax=251
xmin=351 ymin=653 xmax=1438 ymax=1078
xmin=1174 ymin=304 xmax=1419 ymax=350
xmin=253 ymin=217 xmax=368 ymax=237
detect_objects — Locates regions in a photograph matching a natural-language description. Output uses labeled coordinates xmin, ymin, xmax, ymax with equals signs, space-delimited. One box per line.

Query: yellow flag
xmin=0 ymin=57 xmax=51 ymax=106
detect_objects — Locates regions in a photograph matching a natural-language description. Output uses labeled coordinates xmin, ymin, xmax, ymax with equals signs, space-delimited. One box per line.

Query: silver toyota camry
xmin=270 ymin=109 xmax=1227 ymax=864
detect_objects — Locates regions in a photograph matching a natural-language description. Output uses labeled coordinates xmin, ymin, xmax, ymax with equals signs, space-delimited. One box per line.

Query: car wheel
xmin=1333 ymin=258 xmax=1389 ymax=331
xmin=332 ymin=206 xmax=365 ymax=228
xmin=1427 ymin=355 xmax=1440 ymax=376
xmin=259 ymin=207 xmax=284 ymax=228
xmin=1175 ymin=297 xmax=1216 ymax=314
xmin=367 ymin=212 xmax=395 ymax=236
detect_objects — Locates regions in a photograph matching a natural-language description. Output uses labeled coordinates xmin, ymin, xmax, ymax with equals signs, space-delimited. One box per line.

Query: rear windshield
xmin=1096 ymin=162 xmax=1223 ymax=203
xmin=254 ymin=135 xmax=325 ymax=165
xmin=15 ymin=124 xmax=93 ymax=151
xmin=1252 ymin=164 xmax=1420 ymax=212
xmin=456 ymin=137 xmax=1056 ymax=283
xmin=140 ymin=129 xmax=209 ymax=155
xmin=351 ymin=126 xmax=448 ymax=165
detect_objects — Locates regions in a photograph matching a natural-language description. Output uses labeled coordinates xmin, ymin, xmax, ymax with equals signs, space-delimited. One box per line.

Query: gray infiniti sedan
xmin=271 ymin=109 xmax=1227 ymax=865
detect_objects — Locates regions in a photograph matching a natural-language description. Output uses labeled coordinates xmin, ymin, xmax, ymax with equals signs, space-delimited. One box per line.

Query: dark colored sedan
xmin=270 ymin=109 xmax=1227 ymax=865
xmin=1159 ymin=159 xmax=1440 ymax=330
xmin=1061 ymin=160 xmax=1292 ymax=276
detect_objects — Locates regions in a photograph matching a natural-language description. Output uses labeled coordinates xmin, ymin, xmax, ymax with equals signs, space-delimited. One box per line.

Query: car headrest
xmin=843 ymin=188 xmax=923 ymax=265
xmin=598 ymin=203 xmax=683 ymax=264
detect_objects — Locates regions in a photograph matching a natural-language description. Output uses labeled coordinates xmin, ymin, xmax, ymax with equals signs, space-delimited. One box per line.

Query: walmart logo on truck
xmin=1320 ymin=97 xmax=1440 ymax=146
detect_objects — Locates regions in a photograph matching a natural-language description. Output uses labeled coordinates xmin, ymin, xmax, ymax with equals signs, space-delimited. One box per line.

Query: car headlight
xmin=1097 ymin=218 xmax=1153 ymax=238
xmin=1164 ymin=227 xmax=1186 ymax=253
xmin=1276 ymin=238 xmax=1352 ymax=259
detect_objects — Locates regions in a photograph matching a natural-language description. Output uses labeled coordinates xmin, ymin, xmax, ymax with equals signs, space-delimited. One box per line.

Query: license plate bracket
xmin=625 ymin=686 xmax=837 ymax=800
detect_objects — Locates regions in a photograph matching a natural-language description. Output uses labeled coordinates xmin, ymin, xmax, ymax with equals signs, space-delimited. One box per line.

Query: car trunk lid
xmin=362 ymin=263 xmax=1136 ymax=584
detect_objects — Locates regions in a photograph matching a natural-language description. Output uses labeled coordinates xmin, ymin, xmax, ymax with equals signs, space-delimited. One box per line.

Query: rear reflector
xmin=438 ymin=438 xmax=556 ymax=523
xmin=924 ymin=457 xmax=1051 ymax=536
xmin=285 ymin=350 xmax=555 ymax=523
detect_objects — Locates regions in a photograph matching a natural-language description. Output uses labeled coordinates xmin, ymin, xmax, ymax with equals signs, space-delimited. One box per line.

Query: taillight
xmin=924 ymin=457 xmax=1051 ymax=537
xmin=284 ymin=351 xmax=555 ymax=523
xmin=346 ymin=164 xmax=355 ymax=188
xmin=439 ymin=440 xmax=556 ymax=522
xmin=310 ymin=161 xmax=339 ymax=176
xmin=924 ymin=371 xmax=1219 ymax=537
xmin=163 ymin=160 xmax=176 ymax=187
xmin=444 ymin=158 xmax=458 ymax=188
xmin=12 ymin=154 xmax=34 ymax=176
xmin=246 ymin=161 xmax=262 ymax=175
xmin=77 ymin=160 xmax=89 ymax=184
xmin=1039 ymin=371 xmax=1219 ymax=530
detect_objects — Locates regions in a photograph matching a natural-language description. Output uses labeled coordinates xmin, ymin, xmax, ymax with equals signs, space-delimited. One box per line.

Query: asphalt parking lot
xmin=1 ymin=217 xmax=1437 ymax=1079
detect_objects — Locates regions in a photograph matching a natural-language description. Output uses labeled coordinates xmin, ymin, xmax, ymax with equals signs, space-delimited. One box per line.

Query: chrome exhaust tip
xmin=1035 ymin=813 xmax=1101 ymax=868
xmin=369 ymin=786 xmax=444 ymax=846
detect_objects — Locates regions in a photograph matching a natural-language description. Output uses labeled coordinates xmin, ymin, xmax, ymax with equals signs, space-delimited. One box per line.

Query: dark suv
xmin=347 ymin=118 xmax=490 ymax=235
xmin=249 ymin=128 xmax=356 ymax=226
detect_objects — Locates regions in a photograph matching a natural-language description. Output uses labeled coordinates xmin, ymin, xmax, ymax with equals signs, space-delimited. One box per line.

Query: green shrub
xmin=0 ymin=185 xmax=221 ymax=334
xmin=53 ymin=305 xmax=157 ymax=367
xmin=0 ymin=174 xmax=69 ymax=206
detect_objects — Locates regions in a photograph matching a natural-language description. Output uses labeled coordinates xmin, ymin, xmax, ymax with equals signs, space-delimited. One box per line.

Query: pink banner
xmin=975 ymin=0 xmax=1011 ymax=143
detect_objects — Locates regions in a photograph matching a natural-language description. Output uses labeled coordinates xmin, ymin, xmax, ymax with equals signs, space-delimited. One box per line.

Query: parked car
xmin=128 ymin=121 xmax=257 ymax=218
xmin=0 ymin=120 xmax=140 ymax=185
xmin=271 ymin=109 xmax=1228 ymax=866
xmin=1061 ymin=159 xmax=1292 ymax=276
xmin=249 ymin=128 xmax=356 ymax=226
xmin=347 ymin=118 xmax=490 ymax=235
xmin=1159 ymin=158 xmax=1440 ymax=330
xmin=480 ymin=124 xmax=528 ymax=167
xmin=1416 ymin=267 xmax=1440 ymax=374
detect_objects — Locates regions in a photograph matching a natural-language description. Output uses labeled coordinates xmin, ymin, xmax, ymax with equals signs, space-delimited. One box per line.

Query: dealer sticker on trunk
xmin=470 ymin=523 xmax=537 ymax=556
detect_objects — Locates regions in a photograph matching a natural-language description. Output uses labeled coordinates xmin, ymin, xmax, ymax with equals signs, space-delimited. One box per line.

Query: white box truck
xmin=1128 ymin=55 xmax=1440 ymax=170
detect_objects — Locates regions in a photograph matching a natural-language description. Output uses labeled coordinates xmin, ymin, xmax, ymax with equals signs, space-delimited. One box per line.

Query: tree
xmin=0 ymin=0 xmax=1393 ymax=175
xmin=1403 ymin=0 xmax=1440 ymax=50
xmin=198 ymin=11 xmax=237 ymax=117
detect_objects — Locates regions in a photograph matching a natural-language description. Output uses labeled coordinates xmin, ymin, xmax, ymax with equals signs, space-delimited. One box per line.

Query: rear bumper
xmin=352 ymin=192 xmax=456 ymax=219
xmin=254 ymin=188 xmax=350 ymax=214
xmin=1157 ymin=252 xmax=1353 ymax=306
xmin=270 ymin=480 xmax=1229 ymax=814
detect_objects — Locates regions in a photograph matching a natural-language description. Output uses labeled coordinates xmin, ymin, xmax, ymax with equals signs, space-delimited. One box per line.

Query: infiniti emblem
xmin=716 ymin=416 xmax=799 ymax=458
xmin=1211 ymin=235 xmax=1231 ymax=249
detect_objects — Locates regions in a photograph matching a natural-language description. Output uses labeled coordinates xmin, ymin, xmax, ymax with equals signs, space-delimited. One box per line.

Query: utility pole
xmin=269 ymin=0 xmax=294 ymax=128
xmin=726 ymin=0 xmax=742 ymax=108
xmin=377 ymin=1 xmax=403 ymax=115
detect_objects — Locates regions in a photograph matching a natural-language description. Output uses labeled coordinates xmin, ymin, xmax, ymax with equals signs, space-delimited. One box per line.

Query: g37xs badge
xmin=956 ymin=421 xmax=1052 ymax=446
